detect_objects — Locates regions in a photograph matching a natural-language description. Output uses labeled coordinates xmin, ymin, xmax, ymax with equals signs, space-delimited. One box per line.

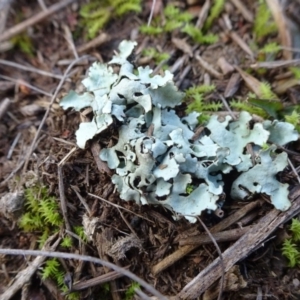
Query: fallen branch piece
xmin=70 ymin=267 xmax=129 ymax=291
xmin=179 ymin=226 xmax=253 ymax=246
xmin=152 ymin=200 xmax=261 ymax=275
xmin=177 ymin=187 xmax=300 ymax=299
xmin=1 ymin=234 xmax=59 ymax=300
xmin=0 ymin=0 xmax=77 ymax=43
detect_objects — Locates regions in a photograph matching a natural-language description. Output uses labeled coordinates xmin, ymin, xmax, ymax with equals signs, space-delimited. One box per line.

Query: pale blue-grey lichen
xmin=60 ymin=40 xmax=299 ymax=222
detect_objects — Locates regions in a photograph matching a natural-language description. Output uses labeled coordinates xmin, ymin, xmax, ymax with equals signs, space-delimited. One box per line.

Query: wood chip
xmin=224 ymin=73 xmax=241 ymax=98
xmin=217 ymin=57 xmax=234 ymax=75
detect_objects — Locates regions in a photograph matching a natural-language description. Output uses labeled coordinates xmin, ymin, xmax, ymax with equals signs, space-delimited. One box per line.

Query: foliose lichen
xmin=60 ymin=40 xmax=298 ymax=222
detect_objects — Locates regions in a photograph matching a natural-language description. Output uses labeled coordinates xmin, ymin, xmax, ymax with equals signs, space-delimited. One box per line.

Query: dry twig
xmin=177 ymin=187 xmax=300 ymax=299
xmin=1 ymin=234 xmax=60 ymax=300
xmin=152 ymin=200 xmax=261 ymax=275
xmin=0 ymin=0 xmax=77 ymax=43
xmin=0 ymin=249 xmax=167 ymax=300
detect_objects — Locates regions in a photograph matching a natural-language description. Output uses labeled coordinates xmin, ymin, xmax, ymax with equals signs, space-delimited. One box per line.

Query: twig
xmin=1 ymin=234 xmax=59 ymax=300
xmin=57 ymin=165 xmax=72 ymax=233
xmin=0 ymin=74 xmax=53 ymax=96
xmin=250 ymin=59 xmax=300 ymax=69
xmin=0 ymin=0 xmax=77 ymax=42
xmin=70 ymin=185 xmax=91 ymax=216
xmin=228 ymin=31 xmax=254 ymax=60
xmin=0 ymin=249 xmax=167 ymax=300
xmin=152 ymin=200 xmax=261 ymax=275
xmin=0 ymin=97 xmax=10 ymax=120
xmin=135 ymin=288 xmax=153 ymax=300
xmin=88 ymin=192 xmax=154 ymax=223
xmin=288 ymin=158 xmax=300 ymax=184
xmin=58 ymin=146 xmax=78 ymax=166
xmin=229 ymin=0 xmax=253 ymax=23
xmin=0 ymin=0 xmax=12 ymax=34
xmin=69 ymin=267 xmax=129 ymax=291
xmin=217 ymin=93 xmax=236 ymax=120
xmin=91 ymin=141 xmax=113 ymax=175
xmin=0 ymin=59 xmax=66 ymax=80
xmin=195 ymin=54 xmax=223 ymax=79
xmin=63 ymin=25 xmax=78 ymax=59
xmin=37 ymin=0 xmax=47 ymax=10
xmin=147 ymin=0 xmax=156 ymax=26
xmin=266 ymin=0 xmax=292 ymax=60
xmin=7 ymin=132 xmax=22 ymax=160
xmin=195 ymin=0 xmax=210 ymax=28
xmin=22 ymin=55 xmax=90 ymax=172
xmin=77 ymin=33 xmax=109 ymax=54
xmin=179 ymin=226 xmax=253 ymax=246
xmin=196 ymin=216 xmax=224 ymax=300
xmin=177 ymin=187 xmax=300 ymax=299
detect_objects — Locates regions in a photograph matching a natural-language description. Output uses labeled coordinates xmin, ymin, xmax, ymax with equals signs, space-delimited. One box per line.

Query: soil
xmin=0 ymin=0 xmax=300 ymax=299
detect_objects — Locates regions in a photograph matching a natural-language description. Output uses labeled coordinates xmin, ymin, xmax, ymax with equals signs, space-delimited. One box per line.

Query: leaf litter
xmin=1 ymin=0 xmax=300 ymax=299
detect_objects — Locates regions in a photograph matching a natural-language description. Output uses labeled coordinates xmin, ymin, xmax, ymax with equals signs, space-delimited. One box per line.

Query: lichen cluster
xmin=60 ymin=40 xmax=298 ymax=222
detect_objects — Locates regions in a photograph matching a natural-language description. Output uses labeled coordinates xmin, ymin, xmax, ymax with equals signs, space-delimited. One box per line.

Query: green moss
xmin=253 ymin=0 xmax=277 ymax=40
xmin=204 ymin=0 xmax=225 ymax=30
xmin=11 ymin=34 xmax=34 ymax=56
xmin=289 ymin=67 xmax=300 ymax=80
xmin=285 ymin=110 xmax=300 ymax=132
xmin=141 ymin=47 xmax=170 ymax=67
xmin=74 ymin=225 xmax=88 ymax=242
xmin=80 ymin=0 xmax=141 ymax=39
xmin=282 ymin=219 xmax=300 ymax=267
xmin=181 ymin=24 xmax=218 ymax=44
xmin=125 ymin=282 xmax=140 ymax=300
xmin=61 ymin=236 xmax=73 ymax=248
xmin=230 ymin=99 xmax=268 ymax=118
xmin=185 ymin=84 xmax=222 ymax=124
xmin=42 ymin=258 xmax=79 ymax=299
xmin=259 ymin=42 xmax=281 ymax=54
xmin=19 ymin=185 xmax=63 ymax=243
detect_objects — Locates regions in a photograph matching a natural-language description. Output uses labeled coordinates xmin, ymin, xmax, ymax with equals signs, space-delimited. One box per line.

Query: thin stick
xmin=152 ymin=200 xmax=261 ymax=275
xmin=88 ymin=192 xmax=154 ymax=223
xmin=196 ymin=216 xmax=224 ymax=300
xmin=22 ymin=55 xmax=90 ymax=172
xmin=177 ymin=188 xmax=300 ymax=298
xmin=0 ymin=0 xmax=77 ymax=42
xmin=0 ymin=249 xmax=167 ymax=300
xmin=7 ymin=132 xmax=22 ymax=160
xmin=288 ymin=158 xmax=300 ymax=184
xmin=251 ymin=59 xmax=300 ymax=69
xmin=217 ymin=93 xmax=236 ymax=120
xmin=229 ymin=0 xmax=253 ymax=23
xmin=0 ymin=97 xmax=11 ymax=120
xmin=58 ymin=165 xmax=72 ymax=232
xmin=179 ymin=226 xmax=252 ymax=246
xmin=0 ymin=74 xmax=53 ymax=96
xmin=1 ymin=234 xmax=59 ymax=300
xmin=147 ymin=0 xmax=156 ymax=26
xmin=71 ymin=186 xmax=91 ymax=216
xmin=0 ymin=59 xmax=66 ymax=80
xmin=70 ymin=267 xmax=130 ymax=291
